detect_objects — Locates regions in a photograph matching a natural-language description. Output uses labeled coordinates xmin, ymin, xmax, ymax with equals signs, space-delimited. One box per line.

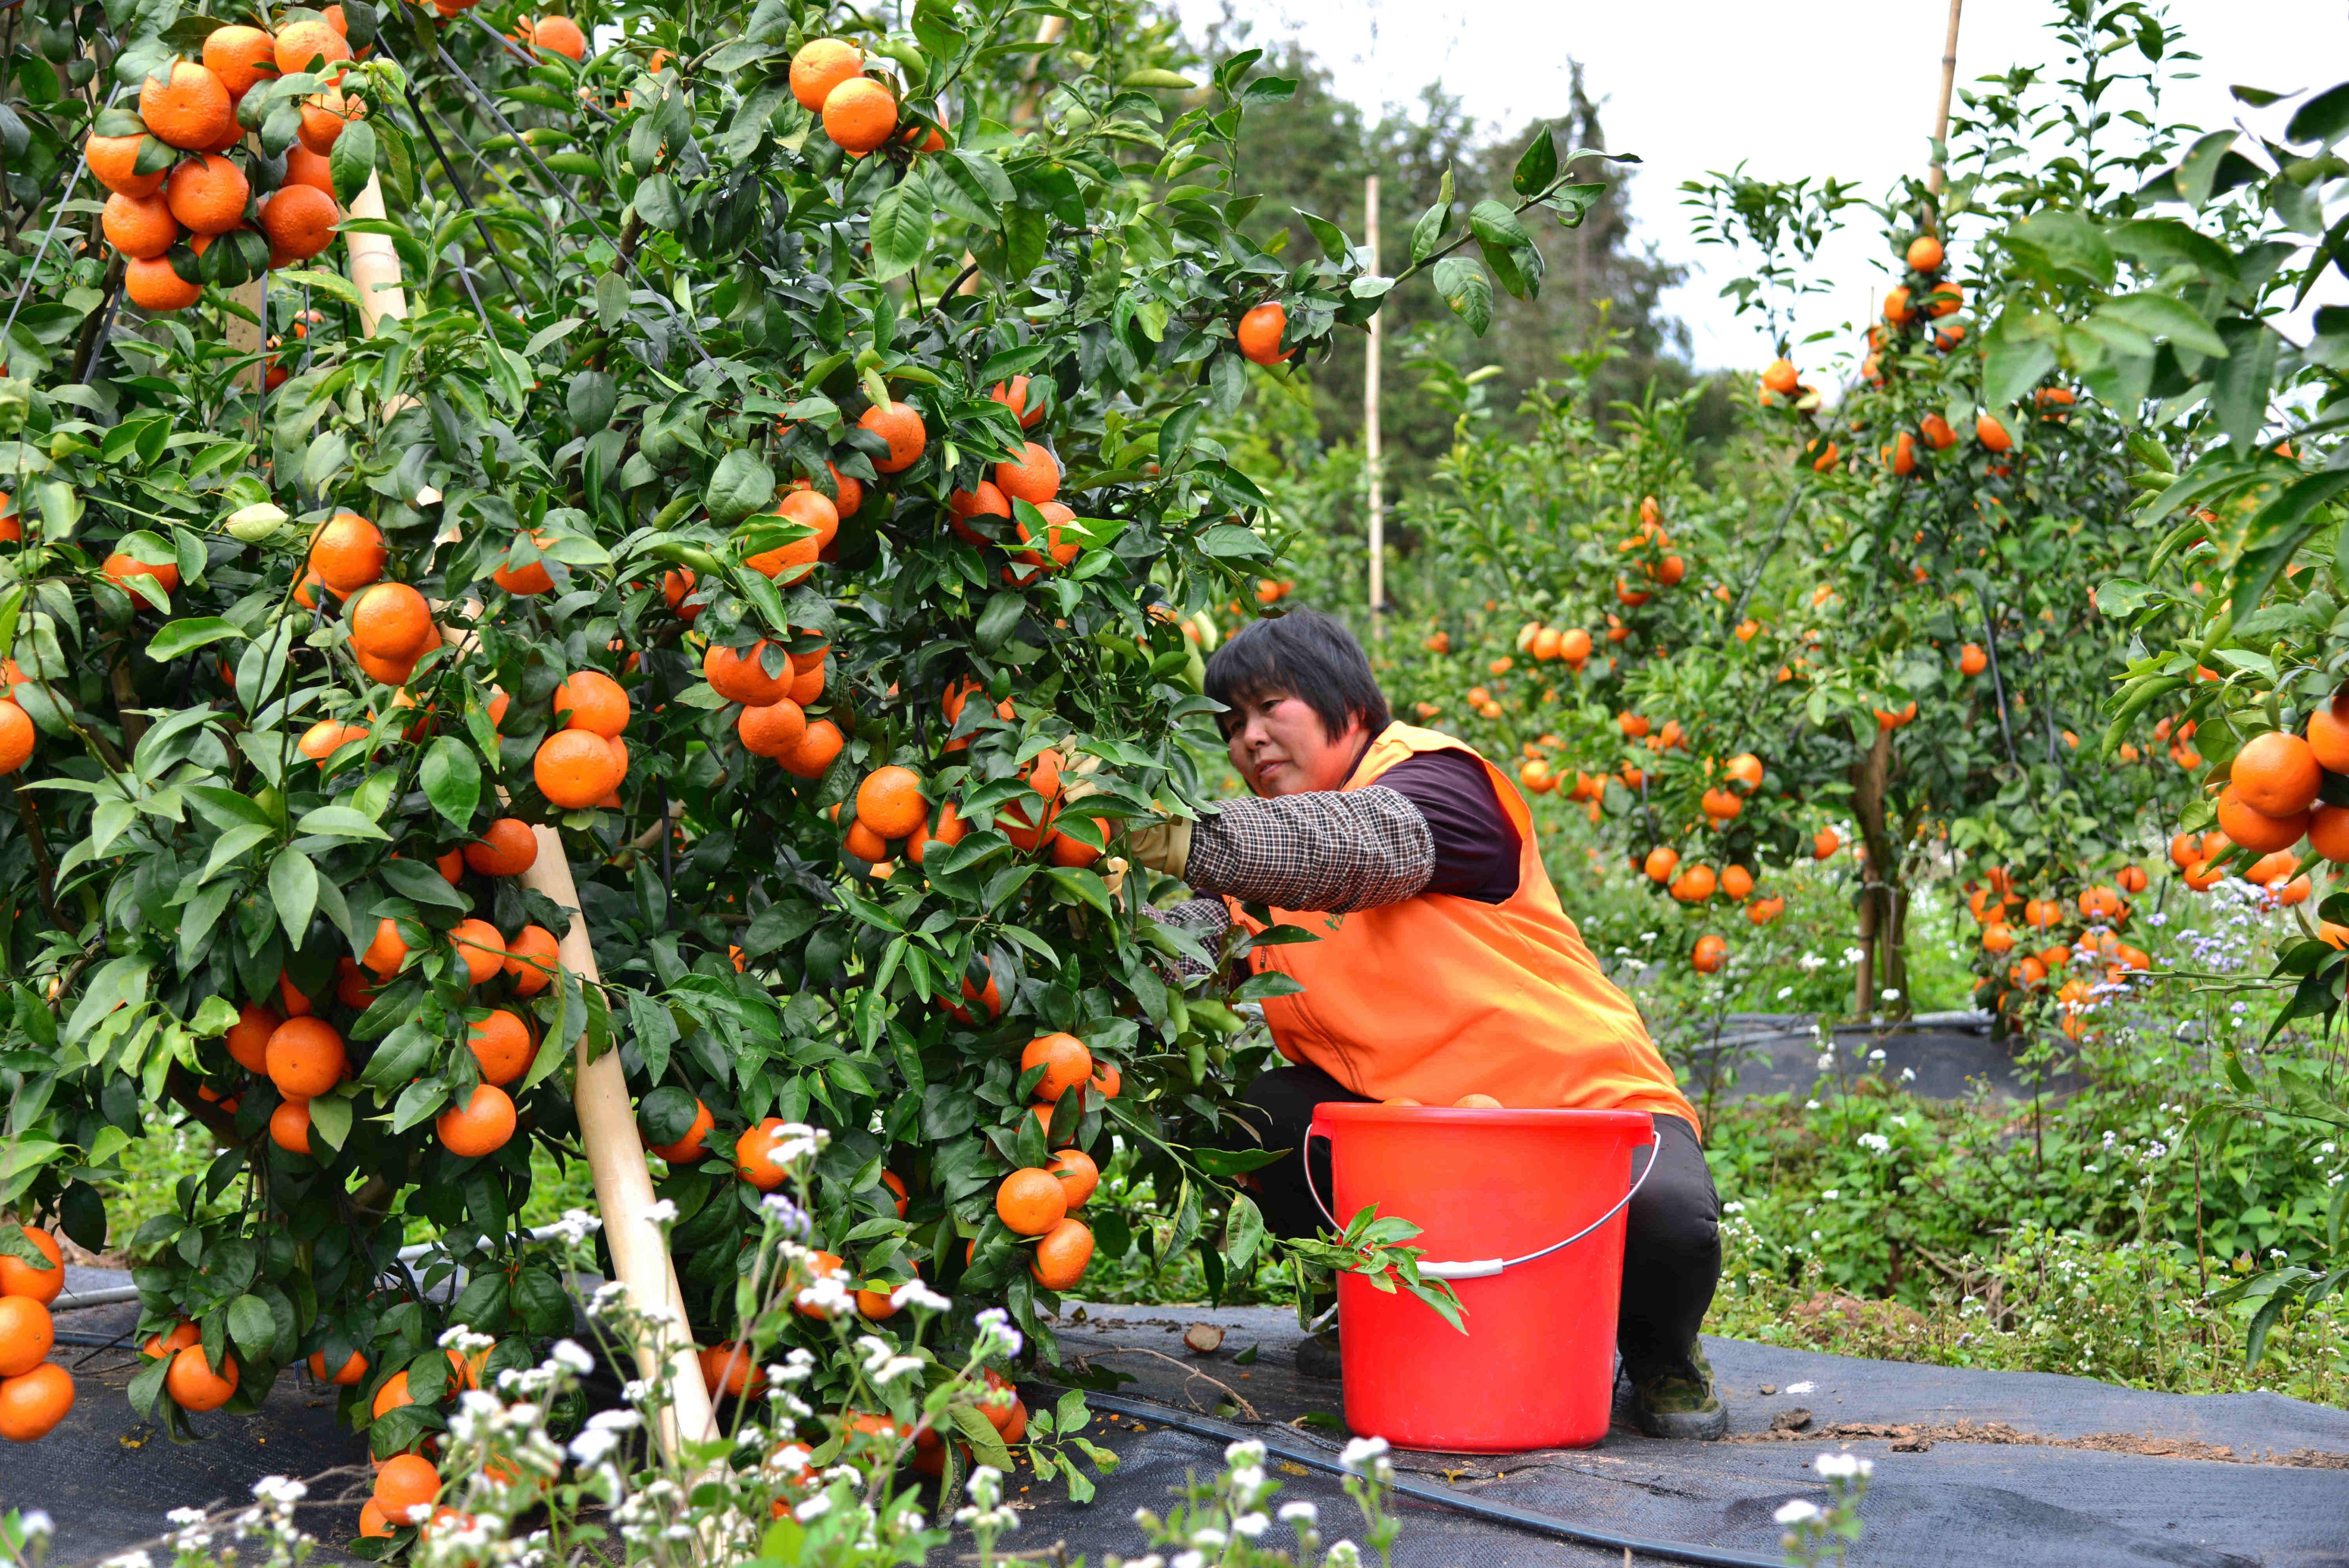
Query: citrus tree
xmin=0 ymin=0 xmax=1616 ymax=1506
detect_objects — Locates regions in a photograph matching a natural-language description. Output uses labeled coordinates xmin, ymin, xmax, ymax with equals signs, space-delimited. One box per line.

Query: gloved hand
xmin=1059 ymin=752 xmax=1104 ymax=805
xmin=1126 ymin=819 xmax=1193 ymax=879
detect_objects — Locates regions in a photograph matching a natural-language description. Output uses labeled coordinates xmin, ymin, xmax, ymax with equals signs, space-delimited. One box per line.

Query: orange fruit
xmin=437 ymin=1083 xmax=516 ymax=1157
xmin=0 ymin=1296 xmax=54 ymax=1377
xmin=660 ymin=567 xmax=703 ymax=621
xmin=856 ymin=765 xmax=927 ymax=838
xmin=1046 ymin=1148 xmax=1098 ymax=1207
xmin=165 ymin=154 xmax=249 ymax=235
xmin=141 ymin=62 xmax=234 ymax=151
xmin=103 ymin=552 xmax=179 ymax=603
xmin=359 ymin=1501 xmax=394 ymax=1539
xmin=788 ymin=659 xmax=826 ymax=706
xmin=346 ymin=582 xmax=433 ymax=662
xmin=1029 ymin=1217 xmax=1093 ymax=1290
xmin=702 ymin=1341 xmax=766 ymax=1395
xmin=467 ymin=1010 xmax=533 ymax=1087
xmin=996 ymin=1168 xmax=1068 ymax=1236
xmin=553 ymin=670 xmax=630 ymax=738
xmin=275 ymin=18 xmax=350 ymax=73
xmin=735 ymin=1117 xmax=791 ymax=1189
xmin=1906 ymin=234 xmax=1944 ymax=272
xmin=773 ymin=487 xmax=840 ymax=551
xmin=374 ymin=1452 xmax=440 ymax=1523
xmin=2215 ymin=785 xmax=2307 ymax=855
xmin=225 ymin=1000 xmax=280 ymax=1074
xmin=744 ymin=530 xmax=819 ymax=584
xmin=361 ymin=915 xmax=409 ymax=978
xmin=503 ymin=925 xmax=561 ymax=996
xmin=204 ymin=24 xmax=280 ymax=94
xmin=784 ymin=719 xmax=844 ymax=780
xmin=737 ymin=697 xmax=808 ymax=759
xmin=166 ymin=1344 xmax=240 ymax=1412
xmin=279 ymin=143 xmax=336 ymax=198
xmin=1761 ymin=358 xmax=1799 ymax=394
xmin=2306 ymin=694 xmax=2349 ymax=772
xmin=309 ymin=512 xmax=385 ymax=593
xmin=1049 ymin=818 xmax=1107 ymax=867
xmin=265 ymin=1016 xmax=346 ymax=1099
xmin=1976 ymin=413 xmax=2013 ymax=452
xmin=451 ymin=918 xmax=506 ymax=985
xmin=308 ymin=1345 xmax=367 ymax=1385
xmin=521 ymin=15 xmax=586 ymax=60
xmin=990 ymin=375 xmax=1046 ymax=428
xmin=1814 ymin=828 xmax=1841 ymax=860
xmin=1721 ymin=865 xmax=1755 ymax=900
xmin=649 ymin=1098 xmax=713 ymax=1163
xmin=1020 ymin=1033 xmax=1093 ymax=1102
xmin=789 ymin=464 xmax=862 ymax=518
xmin=463 ymin=818 xmax=539 ymax=877
xmin=0 ymin=1363 xmax=74 ymax=1441
xmin=143 ymin=1321 xmax=200 ymax=1360
xmin=790 ymin=37 xmax=862 ymax=109
xmin=0 ymin=701 xmax=31 ymax=776
xmin=259 ymin=183 xmax=338 ymax=262
xmin=703 ymin=641 xmax=792 ymax=705
xmin=1692 ymin=934 xmax=1728 ymax=973
xmin=87 ymin=134 xmax=167 ymax=198
xmin=995 ymin=441 xmax=1060 ymax=505
xmin=2232 ymin=731 xmax=2322 ymax=817
xmin=490 ymin=530 xmax=556 ymax=595
xmin=843 ymin=819 xmax=889 ymax=861
xmin=536 ymin=730 xmax=624 ymax=809
xmin=822 ymin=76 xmax=898 ymax=154
xmin=908 ymin=800 xmax=968 ymax=863
xmin=947 ymin=482 xmax=1010 ymax=545
xmin=1236 ymin=301 xmax=1289 ymax=365
xmin=857 ymin=399 xmax=926 ymax=472
xmin=268 ymin=1098 xmax=312 ymax=1154
xmin=103 ymin=191 xmax=179 ymax=259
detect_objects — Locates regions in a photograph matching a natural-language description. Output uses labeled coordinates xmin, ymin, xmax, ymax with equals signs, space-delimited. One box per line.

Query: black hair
xmin=1204 ymin=609 xmax=1392 ymax=741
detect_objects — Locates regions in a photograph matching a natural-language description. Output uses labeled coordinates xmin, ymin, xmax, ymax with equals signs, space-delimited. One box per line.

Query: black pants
xmin=1230 ymin=1062 xmax=1721 ymax=1383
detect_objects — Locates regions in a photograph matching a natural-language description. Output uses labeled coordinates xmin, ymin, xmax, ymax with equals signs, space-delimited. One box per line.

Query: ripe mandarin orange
xmin=995 ymin=441 xmax=1060 ymax=505
xmin=225 ymin=1000 xmax=280 ymax=1073
xmin=360 ymin=915 xmax=409 ymax=978
xmin=649 ymin=1098 xmax=713 ymax=1162
xmin=989 ymin=375 xmax=1046 ymax=428
xmin=737 ymin=697 xmax=808 ymax=758
xmin=503 ymin=925 xmax=561 ymax=996
xmin=2233 ymin=730 xmax=2323 ymax=817
xmin=522 ymin=15 xmax=586 ymax=59
xmin=0 ymin=1363 xmax=73 ymax=1440
xmin=784 ymin=719 xmax=844 ymax=780
xmin=855 ymin=766 xmax=927 ymax=838
xmin=165 ymin=154 xmax=249 ymax=234
xmin=1236 ymin=301 xmax=1289 ymax=365
xmin=1020 ymin=1033 xmax=1093 ymax=1101
xmin=103 ymin=191 xmax=179 ymax=259
xmin=269 ymin=1098 xmax=312 ymax=1154
xmin=0 ymin=1296 xmax=54 ymax=1377
xmin=451 ymin=918 xmax=506 ymax=985
xmin=1029 ymin=1217 xmax=1093 ymax=1290
xmin=463 ymin=818 xmax=539 ymax=877
xmin=308 ymin=1346 xmax=368 ymax=1385
xmin=790 ymin=38 xmax=862 ymax=109
xmin=265 ymin=1015 xmax=346 ymax=1099
xmin=347 ymin=582 xmax=434 ymax=661
xmin=735 ymin=1117 xmax=790 ymax=1189
xmin=259 ymin=183 xmax=338 ymax=261
xmin=0 ymin=1227 xmax=60 ymax=1304
xmin=823 ymin=76 xmax=898 ymax=154
xmin=704 ymin=641 xmax=792 ymax=704
xmin=166 ymin=1344 xmax=239 ymax=1412
xmin=535 ymin=730 xmax=624 ymax=809
xmin=467 ymin=1010 xmax=534 ymax=1086
xmin=552 ymin=670 xmax=630 ymax=738
xmin=0 ymin=702 xmax=32 ymax=775
xmin=87 ymin=135 xmax=166 ymax=198
xmin=437 ymin=1083 xmax=516 ymax=1157
xmin=141 ymin=62 xmax=234 ymax=151
xmin=996 ymin=1168 xmax=1067 ymax=1236
xmin=857 ymin=399 xmax=926 ymax=472
xmin=309 ymin=512 xmax=385 ymax=593
xmin=1046 ymin=1148 xmax=1098 ymax=1207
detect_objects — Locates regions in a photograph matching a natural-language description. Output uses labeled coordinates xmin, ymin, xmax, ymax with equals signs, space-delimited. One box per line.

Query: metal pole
xmin=1926 ymin=0 xmax=1964 ymax=211
xmin=1363 ymin=174 xmax=1383 ymax=635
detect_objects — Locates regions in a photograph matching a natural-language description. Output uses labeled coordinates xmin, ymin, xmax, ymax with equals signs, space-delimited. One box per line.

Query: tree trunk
xmin=1850 ymin=724 xmax=1907 ymax=1020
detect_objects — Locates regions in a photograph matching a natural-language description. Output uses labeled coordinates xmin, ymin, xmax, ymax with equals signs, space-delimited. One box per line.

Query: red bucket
xmin=1306 ymin=1104 xmax=1656 ymax=1452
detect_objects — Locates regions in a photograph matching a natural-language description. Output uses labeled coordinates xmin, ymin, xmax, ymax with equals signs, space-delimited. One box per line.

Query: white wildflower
xmin=893 ymin=1278 xmax=952 ymax=1312
xmin=1232 ymin=1513 xmax=1271 ymax=1539
xmin=1775 ymin=1499 xmax=1822 ymax=1524
xmin=1338 ymin=1435 xmax=1390 ymax=1473
xmin=549 ymin=1339 xmax=595 ymax=1374
xmin=1815 ymin=1452 xmax=1873 ymax=1479
xmin=1278 ymin=1501 xmax=1318 ymax=1524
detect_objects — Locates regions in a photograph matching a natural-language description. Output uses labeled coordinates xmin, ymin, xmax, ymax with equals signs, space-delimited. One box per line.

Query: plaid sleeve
xmin=1184 ymin=786 xmax=1434 ymax=913
xmin=1145 ymin=897 xmax=1231 ymax=980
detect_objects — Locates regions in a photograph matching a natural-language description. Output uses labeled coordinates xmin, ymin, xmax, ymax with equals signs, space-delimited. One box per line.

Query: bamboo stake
xmin=338 ymin=172 xmax=718 ymax=1453
xmin=517 ymin=830 xmax=719 ymax=1456
xmin=1363 ymin=174 xmax=1383 ymax=637
xmin=1925 ymin=0 xmax=1964 ymax=212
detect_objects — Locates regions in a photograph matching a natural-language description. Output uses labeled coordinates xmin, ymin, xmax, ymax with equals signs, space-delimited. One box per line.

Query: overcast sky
xmin=1168 ymin=0 xmax=2349 ymax=371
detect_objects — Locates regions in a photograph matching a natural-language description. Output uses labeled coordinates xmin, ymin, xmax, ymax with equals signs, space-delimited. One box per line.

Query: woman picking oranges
xmin=1126 ymin=610 xmax=1726 ymax=1439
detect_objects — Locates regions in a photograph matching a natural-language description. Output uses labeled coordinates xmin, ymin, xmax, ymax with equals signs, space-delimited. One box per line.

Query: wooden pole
xmin=1925 ymin=0 xmax=1964 ymax=212
xmin=518 ymin=832 xmax=718 ymax=1455
xmin=1363 ymin=173 xmax=1383 ymax=637
xmin=342 ymin=178 xmax=717 ymax=1452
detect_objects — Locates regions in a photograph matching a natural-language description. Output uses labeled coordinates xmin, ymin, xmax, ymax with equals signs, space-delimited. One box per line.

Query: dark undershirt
xmin=1375 ymin=749 xmax=1521 ymax=904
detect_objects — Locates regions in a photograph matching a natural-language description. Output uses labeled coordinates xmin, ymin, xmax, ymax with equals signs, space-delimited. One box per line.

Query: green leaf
xmin=706 ymin=448 xmax=775 ymax=528
xmin=2096 ymin=293 xmax=2228 ymax=358
xmin=227 ymin=1292 xmax=278 ymax=1359
xmin=1409 ymin=201 xmax=1449 ymax=264
xmin=143 ymin=615 xmax=245 ymax=657
xmin=1119 ymin=67 xmax=1195 ymax=89
xmin=2212 ymin=318 xmax=2282 ymax=452
xmin=201 ymin=822 xmax=278 ymax=881
xmin=2004 ymin=210 xmax=2115 ymax=289
xmin=329 ymin=119 xmax=377 ymax=205
xmin=307 ymin=1091 xmax=352 ymax=1152
xmin=268 ymin=847 xmax=318 ymax=939
xmin=635 ymin=172 xmax=684 ymax=232
xmin=1467 ymin=199 xmax=1531 ymax=250
xmin=868 ymin=182 xmax=934 ymax=282
xmin=1223 ymin=1191 xmax=1264 ymax=1272
xmin=296 ymin=805 xmax=389 ymax=840
xmin=2286 ymin=81 xmax=2349 ymax=145
xmin=1511 ymin=126 xmax=1558 ymax=196
xmin=1430 ymin=256 xmax=1493 ymax=336
xmin=420 ymin=736 xmax=482 ymax=828
xmin=973 ymin=590 xmax=1024 ymax=652
xmin=1982 ymin=336 xmax=2058 ymax=409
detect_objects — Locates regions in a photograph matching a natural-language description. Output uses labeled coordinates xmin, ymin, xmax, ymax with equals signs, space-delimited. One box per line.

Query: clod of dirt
xmin=1758 ymin=1384 xmax=1778 ymax=1395
xmin=1182 ymin=1323 xmax=1225 ymax=1355
xmin=1772 ymin=1408 xmax=1814 ymax=1432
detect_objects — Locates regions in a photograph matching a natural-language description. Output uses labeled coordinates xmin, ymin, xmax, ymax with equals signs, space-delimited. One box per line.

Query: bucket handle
xmin=1302 ymin=1124 xmax=1658 ymax=1281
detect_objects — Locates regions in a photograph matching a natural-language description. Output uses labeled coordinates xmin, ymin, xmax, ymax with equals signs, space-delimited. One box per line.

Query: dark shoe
xmin=1295 ymin=1330 xmax=1343 ymax=1381
xmin=1630 ymin=1343 xmax=1728 ymax=1439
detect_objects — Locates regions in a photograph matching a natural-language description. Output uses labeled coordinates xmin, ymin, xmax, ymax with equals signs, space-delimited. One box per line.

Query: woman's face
xmin=1224 ymin=691 xmax=1366 ymax=797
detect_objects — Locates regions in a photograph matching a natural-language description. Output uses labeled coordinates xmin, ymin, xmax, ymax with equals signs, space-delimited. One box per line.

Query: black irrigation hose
xmin=1064 ymin=1389 xmax=1789 ymax=1568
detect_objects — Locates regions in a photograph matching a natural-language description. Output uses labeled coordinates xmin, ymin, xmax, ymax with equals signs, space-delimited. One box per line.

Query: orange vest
xmin=1227 ymin=723 xmax=1698 ymax=1129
